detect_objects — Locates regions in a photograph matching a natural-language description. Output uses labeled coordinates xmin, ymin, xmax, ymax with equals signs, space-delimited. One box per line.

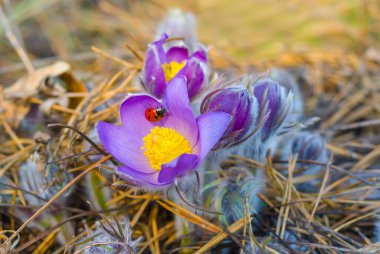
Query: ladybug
xmin=145 ymin=107 xmax=166 ymax=122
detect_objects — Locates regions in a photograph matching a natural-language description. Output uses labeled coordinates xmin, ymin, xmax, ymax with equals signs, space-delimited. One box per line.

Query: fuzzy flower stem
xmin=174 ymin=177 xmax=223 ymax=215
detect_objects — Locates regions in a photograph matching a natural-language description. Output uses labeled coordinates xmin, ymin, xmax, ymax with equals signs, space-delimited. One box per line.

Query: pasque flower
xmin=287 ymin=132 xmax=327 ymax=164
xmin=2 ymin=153 xmax=74 ymax=245
xmin=251 ymin=78 xmax=293 ymax=141
xmin=142 ymin=34 xmax=207 ymax=100
xmin=281 ymin=132 xmax=328 ymax=192
xmin=269 ymin=68 xmax=304 ymax=122
xmin=200 ymin=80 xmax=258 ymax=148
xmin=214 ymin=170 xmax=264 ymax=224
xmin=19 ymin=153 xmax=72 ymax=206
xmin=97 ymin=77 xmax=231 ymax=190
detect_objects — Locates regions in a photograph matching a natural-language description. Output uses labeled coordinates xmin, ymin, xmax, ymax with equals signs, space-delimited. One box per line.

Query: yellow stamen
xmin=162 ymin=61 xmax=186 ymax=82
xmin=141 ymin=126 xmax=192 ymax=171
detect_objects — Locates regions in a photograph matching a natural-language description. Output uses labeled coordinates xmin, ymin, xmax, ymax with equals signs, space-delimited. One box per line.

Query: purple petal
xmin=253 ymin=79 xmax=291 ymax=139
xmin=165 ymin=47 xmax=189 ymax=63
xmin=191 ymin=45 xmax=207 ymax=63
xmin=97 ymin=121 xmax=154 ymax=173
xmin=196 ymin=112 xmax=232 ymax=160
xmin=163 ymin=77 xmax=198 ymax=146
xmin=177 ymin=57 xmax=206 ymax=99
xmin=117 ymin=166 xmax=171 ymax=190
xmin=153 ymin=34 xmax=168 ymax=62
xmin=143 ymin=35 xmax=168 ymax=98
xmin=119 ymin=94 xmax=165 ymax=137
xmin=253 ymin=80 xmax=281 ymax=130
xmin=158 ymin=154 xmax=199 ymax=183
xmin=202 ymin=87 xmax=252 ymax=141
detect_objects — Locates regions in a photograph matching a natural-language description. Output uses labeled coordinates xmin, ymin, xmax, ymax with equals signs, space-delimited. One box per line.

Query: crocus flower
xmin=156 ymin=9 xmax=197 ymax=52
xmin=97 ymin=77 xmax=231 ymax=190
xmin=77 ymin=217 xmax=142 ymax=254
xmin=251 ymin=78 xmax=293 ymax=141
xmin=142 ymin=34 xmax=207 ymax=100
xmin=200 ymin=81 xmax=258 ymax=148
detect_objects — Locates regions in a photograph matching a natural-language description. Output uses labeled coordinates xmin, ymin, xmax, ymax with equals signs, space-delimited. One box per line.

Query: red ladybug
xmin=145 ymin=107 xmax=166 ymax=122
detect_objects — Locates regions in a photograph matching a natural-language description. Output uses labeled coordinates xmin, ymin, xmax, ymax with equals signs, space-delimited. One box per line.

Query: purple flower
xmin=251 ymin=78 xmax=293 ymax=141
xmin=142 ymin=34 xmax=207 ymax=100
xmin=200 ymin=84 xmax=258 ymax=148
xmin=269 ymin=68 xmax=304 ymax=121
xmin=97 ymin=77 xmax=230 ymax=190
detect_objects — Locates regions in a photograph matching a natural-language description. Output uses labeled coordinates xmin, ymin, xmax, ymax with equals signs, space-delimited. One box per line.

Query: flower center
xmin=162 ymin=61 xmax=186 ymax=82
xmin=141 ymin=126 xmax=192 ymax=171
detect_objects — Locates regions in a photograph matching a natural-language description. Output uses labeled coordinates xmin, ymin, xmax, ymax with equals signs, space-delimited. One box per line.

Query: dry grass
xmin=1 ymin=0 xmax=380 ymax=253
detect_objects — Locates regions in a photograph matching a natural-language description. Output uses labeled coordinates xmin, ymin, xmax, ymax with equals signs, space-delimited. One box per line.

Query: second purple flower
xmin=142 ymin=34 xmax=207 ymax=100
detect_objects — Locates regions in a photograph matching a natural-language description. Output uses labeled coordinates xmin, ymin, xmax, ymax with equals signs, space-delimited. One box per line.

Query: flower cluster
xmin=97 ymin=10 xmax=329 ymax=234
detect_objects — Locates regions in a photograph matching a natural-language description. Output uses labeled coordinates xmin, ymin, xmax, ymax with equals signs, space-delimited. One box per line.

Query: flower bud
xmin=143 ymin=34 xmax=207 ymax=99
xmin=213 ymin=170 xmax=265 ymax=224
xmin=76 ymin=217 xmax=142 ymax=254
xmin=200 ymin=83 xmax=258 ymax=148
xmin=251 ymin=78 xmax=293 ymax=141
xmin=269 ymin=68 xmax=304 ymax=121
xmin=281 ymin=132 xmax=328 ymax=192
xmin=19 ymin=153 xmax=72 ymax=206
xmin=156 ymin=9 xmax=197 ymax=52
xmin=289 ymin=132 xmax=327 ymax=164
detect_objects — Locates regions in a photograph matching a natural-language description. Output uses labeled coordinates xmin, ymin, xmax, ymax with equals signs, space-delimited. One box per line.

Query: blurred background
xmin=1 ymin=1 xmax=380 ymax=252
xmin=0 ymin=0 xmax=377 ymax=83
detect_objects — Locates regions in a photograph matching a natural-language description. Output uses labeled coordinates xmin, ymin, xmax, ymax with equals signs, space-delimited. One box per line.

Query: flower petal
xmin=177 ymin=57 xmax=206 ymax=99
xmin=97 ymin=121 xmax=154 ymax=173
xmin=119 ymin=94 xmax=165 ymax=137
xmin=163 ymin=77 xmax=198 ymax=145
xmin=143 ymin=35 xmax=168 ymax=98
xmin=196 ymin=112 xmax=232 ymax=160
xmin=253 ymin=79 xmax=293 ymax=140
xmin=192 ymin=46 xmax=208 ymax=63
xmin=117 ymin=166 xmax=171 ymax=190
xmin=165 ymin=47 xmax=189 ymax=63
xmin=153 ymin=34 xmax=168 ymax=63
xmin=158 ymin=154 xmax=199 ymax=183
